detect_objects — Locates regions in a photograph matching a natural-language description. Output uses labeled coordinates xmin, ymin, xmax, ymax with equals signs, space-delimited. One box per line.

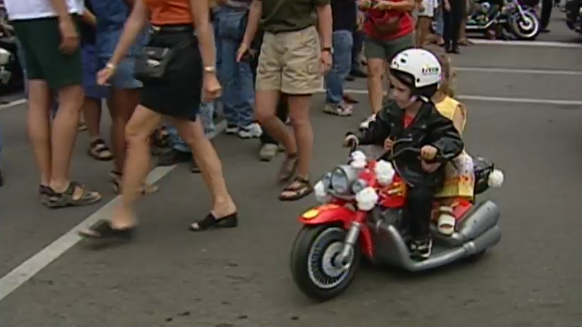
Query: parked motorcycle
xmin=290 ymin=140 xmax=504 ymax=301
xmin=465 ymin=0 xmax=540 ymax=40
xmin=0 ymin=4 xmax=24 ymax=95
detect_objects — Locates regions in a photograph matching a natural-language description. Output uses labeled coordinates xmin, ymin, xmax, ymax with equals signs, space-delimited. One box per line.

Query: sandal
xmin=111 ymin=170 xmax=159 ymax=195
xmin=437 ymin=206 xmax=456 ymax=235
xmin=323 ymin=103 xmax=353 ymax=117
xmin=277 ymin=153 xmax=298 ymax=183
xmin=189 ymin=212 xmax=238 ymax=232
xmin=45 ymin=181 xmax=102 ymax=209
xmin=88 ymin=138 xmax=113 ymax=161
xmin=279 ymin=177 xmax=313 ymax=201
xmin=39 ymin=185 xmax=53 ymax=206
xmin=78 ymin=219 xmax=135 ymax=240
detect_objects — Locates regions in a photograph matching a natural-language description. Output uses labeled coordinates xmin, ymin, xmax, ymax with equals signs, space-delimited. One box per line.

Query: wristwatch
xmin=321 ymin=47 xmax=333 ymax=54
xmin=204 ymin=66 xmax=217 ymax=73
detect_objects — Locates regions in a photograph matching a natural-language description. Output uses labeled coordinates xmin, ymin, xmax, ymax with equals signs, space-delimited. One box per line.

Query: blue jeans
xmin=169 ymin=102 xmax=216 ymax=153
xmin=433 ymin=7 xmax=444 ymax=36
xmin=325 ymin=30 xmax=354 ymax=104
xmin=217 ymin=8 xmax=254 ymax=127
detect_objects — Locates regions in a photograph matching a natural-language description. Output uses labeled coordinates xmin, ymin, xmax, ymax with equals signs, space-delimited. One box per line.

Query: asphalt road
xmin=2 ymin=16 xmax=582 ymax=327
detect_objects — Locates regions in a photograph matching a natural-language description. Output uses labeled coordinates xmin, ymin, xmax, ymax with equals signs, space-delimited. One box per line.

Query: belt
xmin=151 ymin=24 xmax=193 ymax=33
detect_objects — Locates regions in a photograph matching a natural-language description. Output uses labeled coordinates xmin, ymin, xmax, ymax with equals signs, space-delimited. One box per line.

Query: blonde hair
xmin=430 ymin=49 xmax=456 ymax=97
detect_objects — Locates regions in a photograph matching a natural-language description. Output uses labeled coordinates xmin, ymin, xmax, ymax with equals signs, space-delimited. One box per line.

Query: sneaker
xmin=408 ymin=236 xmax=433 ymax=260
xmin=360 ymin=115 xmax=376 ymax=129
xmin=225 ymin=124 xmax=239 ymax=135
xmin=258 ymin=143 xmax=279 ymax=161
xmin=238 ymin=123 xmax=262 ymax=139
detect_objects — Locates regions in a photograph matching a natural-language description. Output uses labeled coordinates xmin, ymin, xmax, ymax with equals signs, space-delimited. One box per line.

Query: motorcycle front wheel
xmin=508 ymin=11 xmax=540 ymax=40
xmin=290 ymin=225 xmax=361 ymax=302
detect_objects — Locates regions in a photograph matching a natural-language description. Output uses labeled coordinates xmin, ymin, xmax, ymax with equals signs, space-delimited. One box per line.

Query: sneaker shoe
xmin=359 ymin=115 xmax=376 ymax=129
xmin=238 ymin=123 xmax=262 ymax=139
xmin=225 ymin=124 xmax=239 ymax=135
xmin=409 ymin=236 xmax=433 ymax=260
xmin=258 ymin=143 xmax=278 ymax=161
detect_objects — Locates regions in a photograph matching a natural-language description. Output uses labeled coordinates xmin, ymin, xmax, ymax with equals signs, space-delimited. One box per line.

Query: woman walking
xmin=80 ymin=0 xmax=237 ymax=240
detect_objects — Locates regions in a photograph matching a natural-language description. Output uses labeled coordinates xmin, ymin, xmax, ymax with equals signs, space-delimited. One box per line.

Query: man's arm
xmin=81 ymin=7 xmax=96 ymax=26
xmin=241 ymin=0 xmax=261 ymax=47
xmin=315 ymin=1 xmax=332 ymax=49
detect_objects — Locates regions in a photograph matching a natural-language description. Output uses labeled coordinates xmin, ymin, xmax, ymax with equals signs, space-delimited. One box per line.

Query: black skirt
xmin=140 ymin=28 xmax=203 ymax=121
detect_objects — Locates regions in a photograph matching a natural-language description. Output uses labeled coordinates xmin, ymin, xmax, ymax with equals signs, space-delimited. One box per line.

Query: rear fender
xmin=299 ymin=205 xmax=375 ymax=258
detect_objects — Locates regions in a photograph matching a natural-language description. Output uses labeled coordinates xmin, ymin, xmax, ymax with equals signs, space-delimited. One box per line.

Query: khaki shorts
xmin=256 ymin=26 xmax=322 ymax=95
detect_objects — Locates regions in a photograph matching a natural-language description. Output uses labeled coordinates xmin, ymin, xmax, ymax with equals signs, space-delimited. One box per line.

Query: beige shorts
xmin=256 ymin=26 xmax=322 ymax=95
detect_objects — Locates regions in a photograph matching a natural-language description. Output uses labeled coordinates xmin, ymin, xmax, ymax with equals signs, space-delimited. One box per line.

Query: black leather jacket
xmin=356 ymin=100 xmax=464 ymax=188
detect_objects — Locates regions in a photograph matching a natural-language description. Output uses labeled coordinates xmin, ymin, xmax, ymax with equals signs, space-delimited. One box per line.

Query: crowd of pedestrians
xmin=0 ymin=0 xmax=469 ymax=237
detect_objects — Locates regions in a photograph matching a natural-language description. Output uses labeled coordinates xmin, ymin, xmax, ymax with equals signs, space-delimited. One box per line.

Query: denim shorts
xmin=97 ymin=56 xmax=142 ymax=90
xmin=82 ymin=44 xmax=107 ymax=99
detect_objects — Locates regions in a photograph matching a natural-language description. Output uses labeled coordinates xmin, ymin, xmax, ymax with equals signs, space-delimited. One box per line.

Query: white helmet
xmin=389 ymin=48 xmax=442 ymax=98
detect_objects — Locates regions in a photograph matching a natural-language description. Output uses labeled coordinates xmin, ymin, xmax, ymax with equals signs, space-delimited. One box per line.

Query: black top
xmin=331 ymin=0 xmax=357 ymax=32
xmin=79 ymin=0 xmax=96 ymax=45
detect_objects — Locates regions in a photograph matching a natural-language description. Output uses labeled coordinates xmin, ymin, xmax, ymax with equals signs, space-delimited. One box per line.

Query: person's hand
xmin=357 ymin=11 xmax=366 ymax=31
xmin=236 ymin=42 xmax=249 ymax=62
xmin=373 ymin=1 xmax=393 ymax=10
xmin=343 ymin=134 xmax=359 ymax=148
xmin=421 ymin=160 xmax=441 ymax=173
xmin=443 ymin=0 xmax=451 ymax=11
xmin=58 ymin=18 xmax=79 ymax=54
xmin=96 ymin=66 xmax=115 ymax=85
xmin=203 ymin=73 xmax=222 ymax=102
xmin=320 ymin=50 xmax=332 ymax=73
xmin=383 ymin=137 xmax=395 ymax=151
xmin=420 ymin=145 xmax=438 ymax=161
xmin=357 ymin=0 xmax=373 ymax=10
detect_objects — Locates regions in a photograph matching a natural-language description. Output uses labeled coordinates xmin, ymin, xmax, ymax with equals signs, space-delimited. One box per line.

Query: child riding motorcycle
xmin=344 ymin=48 xmax=463 ymax=259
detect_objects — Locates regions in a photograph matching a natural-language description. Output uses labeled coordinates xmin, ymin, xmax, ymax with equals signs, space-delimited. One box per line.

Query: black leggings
xmin=405 ymin=186 xmax=436 ymax=238
xmin=443 ymin=0 xmax=466 ymax=48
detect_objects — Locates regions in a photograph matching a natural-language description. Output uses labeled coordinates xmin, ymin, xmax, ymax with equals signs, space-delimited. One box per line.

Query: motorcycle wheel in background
xmin=508 ymin=10 xmax=540 ymax=39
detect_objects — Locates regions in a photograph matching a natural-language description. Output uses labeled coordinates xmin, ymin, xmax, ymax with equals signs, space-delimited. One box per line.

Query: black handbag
xmin=134 ymin=41 xmax=190 ymax=82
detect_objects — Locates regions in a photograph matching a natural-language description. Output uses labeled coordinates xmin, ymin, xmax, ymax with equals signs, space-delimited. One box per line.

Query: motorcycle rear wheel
xmin=290 ymin=225 xmax=361 ymax=301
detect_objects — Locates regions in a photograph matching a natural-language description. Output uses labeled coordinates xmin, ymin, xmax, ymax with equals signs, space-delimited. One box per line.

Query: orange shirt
xmin=143 ymin=0 xmax=193 ymax=25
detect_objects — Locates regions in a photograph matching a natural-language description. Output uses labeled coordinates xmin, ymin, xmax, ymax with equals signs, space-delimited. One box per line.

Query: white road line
xmin=0 ymin=99 xmax=26 ymax=111
xmin=341 ymin=89 xmax=582 ymax=106
xmin=0 ymin=120 xmax=227 ymax=302
xmin=469 ymin=39 xmax=582 ymax=48
xmin=455 ymin=67 xmax=582 ymax=76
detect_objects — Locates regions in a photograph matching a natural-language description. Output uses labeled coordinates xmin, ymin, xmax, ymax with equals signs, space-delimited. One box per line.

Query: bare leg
xmin=174 ymin=117 xmax=237 ymax=224
xmin=112 ymin=105 xmax=162 ymax=228
xmin=49 ymin=84 xmax=84 ymax=192
xmin=83 ymin=97 xmax=102 ymax=141
xmin=366 ymin=58 xmax=386 ymax=115
xmin=27 ymin=80 xmax=53 ymax=186
xmin=255 ymin=90 xmax=296 ymax=155
xmin=108 ymin=88 xmax=140 ymax=174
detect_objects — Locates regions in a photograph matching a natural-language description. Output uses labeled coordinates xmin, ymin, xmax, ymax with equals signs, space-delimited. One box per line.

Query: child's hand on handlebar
xmin=420 ymin=145 xmax=438 ymax=161
xmin=383 ymin=137 xmax=395 ymax=151
xmin=343 ymin=134 xmax=359 ymax=148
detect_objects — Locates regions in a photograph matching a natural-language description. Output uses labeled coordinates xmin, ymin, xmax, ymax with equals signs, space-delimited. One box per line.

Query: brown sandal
xmin=111 ymin=170 xmax=159 ymax=195
xmin=88 ymin=138 xmax=113 ymax=161
xmin=279 ymin=177 xmax=313 ymax=201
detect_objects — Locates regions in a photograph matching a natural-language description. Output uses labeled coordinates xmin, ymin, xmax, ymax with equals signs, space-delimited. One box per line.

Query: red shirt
xmin=364 ymin=2 xmax=414 ymax=41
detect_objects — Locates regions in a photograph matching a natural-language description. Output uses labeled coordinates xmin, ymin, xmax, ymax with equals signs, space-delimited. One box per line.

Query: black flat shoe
xmin=189 ymin=212 xmax=238 ymax=232
xmin=78 ymin=219 xmax=136 ymax=240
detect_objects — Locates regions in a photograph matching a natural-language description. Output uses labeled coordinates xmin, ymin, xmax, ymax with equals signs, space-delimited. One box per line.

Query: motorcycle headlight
xmin=351 ymin=179 xmax=368 ymax=194
xmin=330 ymin=165 xmax=357 ymax=194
